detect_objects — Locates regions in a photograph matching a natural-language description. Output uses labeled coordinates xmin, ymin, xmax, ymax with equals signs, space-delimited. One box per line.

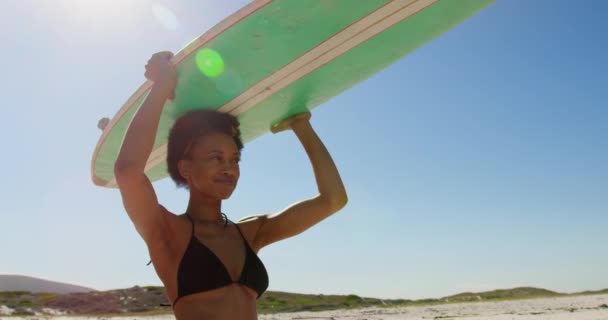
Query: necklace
xmin=187 ymin=212 xmax=229 ymax=227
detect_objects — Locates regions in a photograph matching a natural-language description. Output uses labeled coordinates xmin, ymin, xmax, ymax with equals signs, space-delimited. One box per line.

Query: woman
xmin=114 ymin=51 xmax=348 ymax=320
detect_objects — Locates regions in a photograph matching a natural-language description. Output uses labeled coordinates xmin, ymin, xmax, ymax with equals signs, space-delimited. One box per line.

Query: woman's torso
xmin=147 ymin=209 xmax=267 ymax=320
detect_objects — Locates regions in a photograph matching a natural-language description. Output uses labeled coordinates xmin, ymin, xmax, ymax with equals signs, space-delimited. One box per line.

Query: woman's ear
xmin=177 ymin=159 xmax=191 ymax=181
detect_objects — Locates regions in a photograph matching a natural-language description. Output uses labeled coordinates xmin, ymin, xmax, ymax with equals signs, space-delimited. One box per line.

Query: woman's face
xmin=179 ymin=132 xmax=241 ymax=200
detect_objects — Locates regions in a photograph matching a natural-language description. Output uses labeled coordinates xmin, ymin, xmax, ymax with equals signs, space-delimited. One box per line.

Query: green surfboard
xmin=92 ymin=0 xmax=494 ymax=188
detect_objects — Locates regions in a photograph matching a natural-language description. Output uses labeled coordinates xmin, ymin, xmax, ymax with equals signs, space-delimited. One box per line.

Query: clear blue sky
xmin=1 ymin=0 xmax=606 ymax=300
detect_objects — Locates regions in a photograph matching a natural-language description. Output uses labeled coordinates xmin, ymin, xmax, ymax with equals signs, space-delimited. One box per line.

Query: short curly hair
xmin=167 ymin=110 xmax=243 ymax=188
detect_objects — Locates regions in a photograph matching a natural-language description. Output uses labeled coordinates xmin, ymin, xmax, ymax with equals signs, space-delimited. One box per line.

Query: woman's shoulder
xmin=235 ymin=214 xmax=268 ymax=251
xmin=237 ymin=213 xmax=266 ymax=224
xmin=155 ymin=205 xmax=192 ymax=238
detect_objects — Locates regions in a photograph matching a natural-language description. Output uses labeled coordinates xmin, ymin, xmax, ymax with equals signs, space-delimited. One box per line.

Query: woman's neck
xmin=185 ymin=193 xmax=224 ymax=223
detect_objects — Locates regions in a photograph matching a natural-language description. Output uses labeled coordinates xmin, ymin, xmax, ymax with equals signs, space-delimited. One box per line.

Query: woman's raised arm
xmin=114 ymin=51 xmax=178 ymax=244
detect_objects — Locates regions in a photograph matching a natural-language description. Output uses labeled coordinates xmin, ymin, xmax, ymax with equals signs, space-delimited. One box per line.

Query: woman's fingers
xmin=271 ymin=112 xmax=312 ymax=134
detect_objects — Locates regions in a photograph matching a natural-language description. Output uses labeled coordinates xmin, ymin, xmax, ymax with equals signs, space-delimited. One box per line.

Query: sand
xmin=2 ymin=294 xmax=607 ymax=320
xmin=259 ymin=294 xmax=608 ymax=320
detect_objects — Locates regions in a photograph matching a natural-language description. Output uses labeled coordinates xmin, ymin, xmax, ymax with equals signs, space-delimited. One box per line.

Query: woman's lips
xmin=215 ymin=179 xmax=235 ymax=185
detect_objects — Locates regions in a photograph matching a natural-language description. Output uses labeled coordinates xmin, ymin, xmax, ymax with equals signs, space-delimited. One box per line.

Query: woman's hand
xmin=271 ymin=112 xmax=312 ymax=134
xmin=144 ymin=51 xmax=177 ymax=99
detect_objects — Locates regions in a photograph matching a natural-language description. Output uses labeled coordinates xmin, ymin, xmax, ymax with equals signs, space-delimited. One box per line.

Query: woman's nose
xmin=221 ymin=160 xmax=238 ymax=174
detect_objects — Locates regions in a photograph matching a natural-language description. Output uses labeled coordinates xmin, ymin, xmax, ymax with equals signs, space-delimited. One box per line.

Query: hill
xmin=0 ymin=275 xmax=95 ymax=294
xmin=1 ymin=282 xmax=607 ymax=316
xmin=441 ymin=287 xmax=562 ymax=302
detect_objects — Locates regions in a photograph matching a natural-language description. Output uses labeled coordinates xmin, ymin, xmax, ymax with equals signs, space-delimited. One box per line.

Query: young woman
xmin=114 ymin=51 xmax=348 ymax=320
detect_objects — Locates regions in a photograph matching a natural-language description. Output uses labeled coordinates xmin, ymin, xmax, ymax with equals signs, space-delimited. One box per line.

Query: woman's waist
xmin=173 ymin=285 xmax=258 ymax=320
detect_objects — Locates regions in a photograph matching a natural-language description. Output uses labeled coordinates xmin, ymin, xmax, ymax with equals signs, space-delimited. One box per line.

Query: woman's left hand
xmin=271 ymin=112 xmax=312 ymax=134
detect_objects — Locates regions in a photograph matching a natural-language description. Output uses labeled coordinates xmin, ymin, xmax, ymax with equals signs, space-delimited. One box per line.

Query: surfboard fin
xmin=98 ymin=117 xmax=110 ymax=131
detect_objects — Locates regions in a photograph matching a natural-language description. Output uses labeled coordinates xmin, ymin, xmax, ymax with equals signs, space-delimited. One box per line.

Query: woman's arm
xmin=114 ymin=51 xmax=177 ymax=243
xmin=250 ymin=112 xmax=348 ymax=249
xmin=115 ymin=51 xmax=176 ymax=172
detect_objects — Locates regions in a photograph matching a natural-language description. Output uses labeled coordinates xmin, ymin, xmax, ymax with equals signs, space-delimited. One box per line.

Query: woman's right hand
xmin=145 ymin=51 xmax=177 ymax=99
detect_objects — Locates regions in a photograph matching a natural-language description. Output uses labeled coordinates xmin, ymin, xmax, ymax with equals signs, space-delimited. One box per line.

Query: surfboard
xmin=91 ymin=0 xmax=494 ymax=188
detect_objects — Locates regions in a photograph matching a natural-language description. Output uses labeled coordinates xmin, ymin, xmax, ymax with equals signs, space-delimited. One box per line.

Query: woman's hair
xmin=167 ymin=110 xmax=243 ymax=188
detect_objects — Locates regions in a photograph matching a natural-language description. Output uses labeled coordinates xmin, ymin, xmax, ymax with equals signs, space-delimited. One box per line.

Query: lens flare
xmin=152 ymin=3 xmax=178 ymax=30
xmin=196 ymin=48 xmax=225 ymax=78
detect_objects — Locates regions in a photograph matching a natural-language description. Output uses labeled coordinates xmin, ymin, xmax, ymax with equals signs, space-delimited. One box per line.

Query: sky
xmin=1 ymin=0 xmax=606 ymax=300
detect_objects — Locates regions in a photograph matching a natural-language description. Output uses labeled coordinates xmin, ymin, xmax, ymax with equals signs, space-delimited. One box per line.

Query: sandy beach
xmin=259 ymin=294 xmax=608 ymax=320
xmin=2 ymin=294 xmax=607 ymax=320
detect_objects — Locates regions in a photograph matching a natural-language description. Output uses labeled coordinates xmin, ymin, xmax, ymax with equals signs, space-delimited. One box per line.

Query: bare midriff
xmin=172 ymin=284 xmax=258 ymax=320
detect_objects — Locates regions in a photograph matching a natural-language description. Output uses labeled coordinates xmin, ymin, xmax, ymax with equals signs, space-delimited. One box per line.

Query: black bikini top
xmin=173 ymin=214 xmax=269 ymax=306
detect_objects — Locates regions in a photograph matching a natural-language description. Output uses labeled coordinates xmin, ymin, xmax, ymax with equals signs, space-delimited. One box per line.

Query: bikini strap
xmin=232 ymin=222 xmax=250 ymax=247
xmin=185 ymin=213 xmax=195 ymax=235
xmin=172 ymin=296 xmax=180 ymax=309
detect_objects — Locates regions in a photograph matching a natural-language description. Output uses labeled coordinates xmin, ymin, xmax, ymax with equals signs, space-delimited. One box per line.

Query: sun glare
xmin=53 ymin=1 xmax=179 ymax=32
xmin=59 ymin=0 xmax=134 ymax=16
xmin=53 ymin=0 xmax=141 ymax=29
xmin=152 ymin=3 xmax=178 ymax=30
